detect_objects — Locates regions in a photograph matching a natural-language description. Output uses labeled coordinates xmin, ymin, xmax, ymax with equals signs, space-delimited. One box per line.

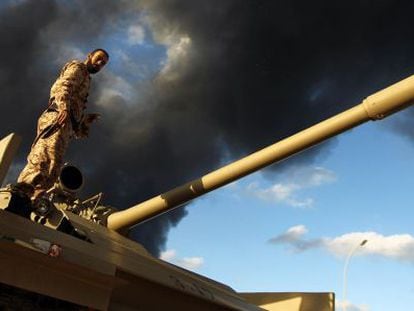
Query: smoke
xmin=1 ymin=0 xmax=414 ymax=255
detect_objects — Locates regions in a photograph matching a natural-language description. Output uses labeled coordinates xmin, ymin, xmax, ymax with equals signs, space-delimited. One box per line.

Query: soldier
xmin=18 ymin=49 xmax=109 ymax=201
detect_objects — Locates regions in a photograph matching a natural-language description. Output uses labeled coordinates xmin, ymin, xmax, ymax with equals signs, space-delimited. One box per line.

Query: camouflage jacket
xmin=50 ymin=60 xmax=91 ymax=138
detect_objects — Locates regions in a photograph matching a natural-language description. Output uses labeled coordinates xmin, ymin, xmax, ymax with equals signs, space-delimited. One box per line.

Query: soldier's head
xmin=85 ymin=49 xmax=109 ymax=74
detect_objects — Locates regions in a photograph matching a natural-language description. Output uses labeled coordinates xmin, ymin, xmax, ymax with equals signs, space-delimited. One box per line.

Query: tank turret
xmin=1 ymin=74 xmax=414 ymax=310
xmin=107 ymin=74 xmax=414 ymax=231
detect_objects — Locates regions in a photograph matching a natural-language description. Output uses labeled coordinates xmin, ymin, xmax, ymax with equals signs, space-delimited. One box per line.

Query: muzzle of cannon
xmin=56 ymin=164 xmax=83 ymax=193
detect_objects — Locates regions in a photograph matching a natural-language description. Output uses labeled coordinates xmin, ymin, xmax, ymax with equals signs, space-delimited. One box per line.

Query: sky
xmin=163 ymin=117 xmax=414 ymax=311
xmin=1 ymin=1 xmax=414 ymax=310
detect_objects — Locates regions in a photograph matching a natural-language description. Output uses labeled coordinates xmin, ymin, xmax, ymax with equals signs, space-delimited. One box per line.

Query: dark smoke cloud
xmin=2 ymin=0 xmax=414 ymax=255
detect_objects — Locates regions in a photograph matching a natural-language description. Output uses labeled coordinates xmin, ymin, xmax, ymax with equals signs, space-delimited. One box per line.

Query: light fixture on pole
xmin=342 ymin=239 xmax=367 ymax=311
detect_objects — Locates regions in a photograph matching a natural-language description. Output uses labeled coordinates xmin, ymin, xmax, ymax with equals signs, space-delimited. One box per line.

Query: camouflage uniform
xmin=18 ymin=61 xmax=91 ymax=193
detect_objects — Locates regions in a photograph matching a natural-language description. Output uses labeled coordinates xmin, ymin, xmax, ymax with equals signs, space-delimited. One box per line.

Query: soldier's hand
xmin=85 ymin=113 xmax=101 ymax=124
xmin=57 ymin=110 xmax=69 ymax=126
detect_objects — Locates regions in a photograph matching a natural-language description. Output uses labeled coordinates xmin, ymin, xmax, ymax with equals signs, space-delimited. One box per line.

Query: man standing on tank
xmin=18 ymin=49 xmax=109 ymax=201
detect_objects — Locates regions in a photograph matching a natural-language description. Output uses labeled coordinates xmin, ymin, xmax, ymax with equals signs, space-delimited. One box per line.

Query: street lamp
xmin=342 ymin=239 xmax=367 ymax=311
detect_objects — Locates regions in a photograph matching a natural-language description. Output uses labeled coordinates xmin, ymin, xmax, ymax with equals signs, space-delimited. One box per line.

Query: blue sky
xmin=162 ymin=112 xmax=414 ymax=311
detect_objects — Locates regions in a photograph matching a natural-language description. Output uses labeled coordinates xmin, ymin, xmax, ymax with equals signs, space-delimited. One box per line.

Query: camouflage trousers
xmin=18 ymin=111 xmax=72 ymax=193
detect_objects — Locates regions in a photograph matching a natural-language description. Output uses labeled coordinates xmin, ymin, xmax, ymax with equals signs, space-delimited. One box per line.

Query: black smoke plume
xmin=1 ymin=0 xmax=414 ymax=255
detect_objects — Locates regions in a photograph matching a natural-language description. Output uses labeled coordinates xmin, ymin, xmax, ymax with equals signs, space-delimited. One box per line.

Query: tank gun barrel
xmin=107 ymin=74 xmax=414 ymax=231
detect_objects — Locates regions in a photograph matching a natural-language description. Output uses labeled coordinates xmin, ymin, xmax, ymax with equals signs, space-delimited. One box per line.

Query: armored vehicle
xmin=1 ymin=74 xmax=414 ymax=310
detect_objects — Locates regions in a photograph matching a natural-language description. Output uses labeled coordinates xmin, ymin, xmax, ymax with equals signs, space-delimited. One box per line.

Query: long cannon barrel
xmin=107 ymin=75 xmax=414 ymax=231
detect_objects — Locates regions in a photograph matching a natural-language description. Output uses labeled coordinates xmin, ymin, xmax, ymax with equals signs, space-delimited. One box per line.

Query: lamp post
xmin=342 ymin=239 xmax=367 ymax=311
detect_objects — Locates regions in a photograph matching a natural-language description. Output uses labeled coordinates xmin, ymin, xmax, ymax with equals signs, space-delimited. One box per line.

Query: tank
xmin=1 ymin=74 xmax=414 ymax=310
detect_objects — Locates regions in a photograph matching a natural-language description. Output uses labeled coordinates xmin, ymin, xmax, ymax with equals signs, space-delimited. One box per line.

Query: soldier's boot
xmin=0 ymin=183 xmax=33 ymax=218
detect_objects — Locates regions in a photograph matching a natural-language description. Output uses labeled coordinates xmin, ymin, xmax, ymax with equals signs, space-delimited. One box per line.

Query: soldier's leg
xmin=17 ymin=138 xmax=51 ymax=192
xmin=17 ymin=111 xmax=59 ymax=198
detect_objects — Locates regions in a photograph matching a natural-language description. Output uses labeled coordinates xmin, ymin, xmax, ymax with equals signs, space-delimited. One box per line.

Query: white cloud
xmin=248 ymin=166 xmax=336 ymax=208
xmin=286 ymin=225 xmax=308 ymax=237
xmin=250 ymin=182 xmax=314 ymax=207
xmin=140 ymin=8 xmax=193 ymax=81
xmin=160 ymin=249 xmax=204 ymax=271
xmin=326 ymin=232 xmax=414 ymax=261
xmin=269 ymin=225 xmax=308 ymax=243
xmin=269 ymin=225 xmax=324 ymax=251
xmin=160 ymin=249 xmax=177 ymax=261
xmin=96 ymin=71 xmax=134 ymax=107
xmin=336 ymin=300 xmax=370 ymax=311
xmin=127 ymin=24 xmax=145 ymax=45
xmin=159 ymin=35 xmax=192 ymax=81
xmin=303 ymin=166 xmax=336 ymax=187
xmin=269 ymin=225 xmax=414 ymax=263
xmin=176 ymin=257 xmax=204 ymax=270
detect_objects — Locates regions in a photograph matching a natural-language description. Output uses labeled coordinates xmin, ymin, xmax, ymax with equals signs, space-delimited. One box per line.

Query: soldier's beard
xmin=86 ymin=62 xmax=99 ymax=74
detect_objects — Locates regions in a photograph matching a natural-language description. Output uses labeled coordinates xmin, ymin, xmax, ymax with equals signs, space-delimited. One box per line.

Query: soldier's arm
xmin=74 ymin=113 xmax=100 ymax=138
xmin=53 ymin=62 xmax=85 ymax=113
